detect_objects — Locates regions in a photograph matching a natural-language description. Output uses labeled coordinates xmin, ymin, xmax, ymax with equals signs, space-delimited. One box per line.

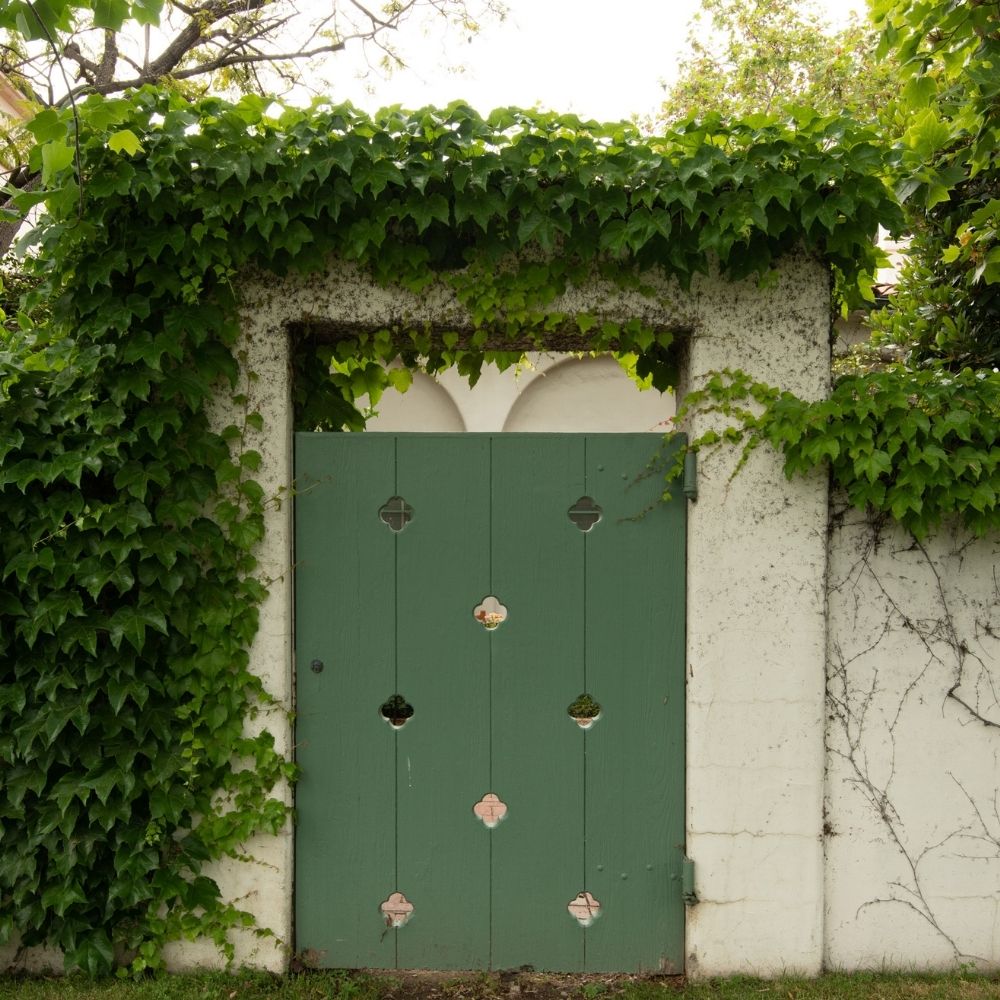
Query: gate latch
xmin=682 ymin=856 xmax=697 ymax=905
xmin=682 ymin=450 xmax=697 ymax=502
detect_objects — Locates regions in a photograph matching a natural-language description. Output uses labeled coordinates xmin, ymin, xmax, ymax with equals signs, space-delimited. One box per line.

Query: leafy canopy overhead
xmin=656 ymin=0 xmax=899 ymax=126
xmin=0 ymin=0 xmax=160 ymax=36
xmin=0 ymin=0 xmax=501 ymax=102
xmin=0 ymin=0 xmax=503 ymax=256
xmin=10 ymin=90 xmax=900 ymax=327
xmin=868 ymin=0 xmax=1000 ymax=368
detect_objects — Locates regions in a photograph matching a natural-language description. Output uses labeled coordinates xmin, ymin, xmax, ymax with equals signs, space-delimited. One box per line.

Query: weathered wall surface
xmin=144 ymin=251 xmax=1000 ymax=977
xmin=161 ymin=314 xmax=295 ymax=973
xmin=2 ymin=252 xmax=840 ymax=977
xmin=683 ymin=254 xmax=830 ymax=977
xmin=214 ymin=251 xmax=834 ymax=978
xmin=824 ymin=504 xmax=1000 ymax=969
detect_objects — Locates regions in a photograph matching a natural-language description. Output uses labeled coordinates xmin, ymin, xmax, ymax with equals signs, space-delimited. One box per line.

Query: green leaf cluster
xmin=679 ymin=367 xmax=1000 ymax=538
xmin=869 ymin=0 xmax=1000 ymax=368
xmin=0 ymin=0 xmax=161 ymax=41
xmin=657 ymin=0 xmax=900 ymax=129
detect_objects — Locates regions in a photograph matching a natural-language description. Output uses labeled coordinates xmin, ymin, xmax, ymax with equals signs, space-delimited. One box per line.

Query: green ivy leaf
xmin=25 ymin=109 xmax=68 ymax=144
xmin=65 ymin=930 xmax=115 ymax=977
xmin=108 ymin=129 xmax=144 ymax=156
xmin=40 ymin=141 xmax=74 ymax=184
xmin=92 ymin=0 xmax=130 ymax=28
xmin=109 ymin=606 xmax=168 ymax=652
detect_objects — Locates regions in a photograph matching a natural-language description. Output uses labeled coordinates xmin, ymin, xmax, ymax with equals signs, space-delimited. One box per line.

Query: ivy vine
xmin=677 ymin=365 xmax=999 ymax=539
xmin=0 ymin=87 xmax=960 ymax=976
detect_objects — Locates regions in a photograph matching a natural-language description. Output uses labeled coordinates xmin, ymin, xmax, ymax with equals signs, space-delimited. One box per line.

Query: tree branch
xmin=145 ymin=0 xmax=270 ymax=79
xmin=62 ymin=41 xmax=99 ymax=83
xmin=348 ymin=0 xmax=409 ymax=31
xmin=95 ymin=29 xmax=118 ymax=88
xmin=65 ymin=40 xmax=350 ymax=98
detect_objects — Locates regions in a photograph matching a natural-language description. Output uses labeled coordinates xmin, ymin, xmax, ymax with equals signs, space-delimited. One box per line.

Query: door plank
xmin=294 ymin=433 xmax=398 ymax=968
xmin=582 ymin=435 xmax=686 ymax=973
xmin=394 ymin=436 xmax=492 ymax=970
xmin=490 ymin=436 xmax=587 ymax=972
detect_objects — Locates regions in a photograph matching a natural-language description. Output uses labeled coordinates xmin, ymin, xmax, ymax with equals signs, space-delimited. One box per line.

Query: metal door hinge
xmin=682 ymin=450 xmax=697 ymax=502
xmin=682 ymin=856 xmax=697 ymax=905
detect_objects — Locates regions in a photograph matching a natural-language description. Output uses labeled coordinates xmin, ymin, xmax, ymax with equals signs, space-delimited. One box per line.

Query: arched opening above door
xmin=363 ymin=354 xmax=674 ymax=434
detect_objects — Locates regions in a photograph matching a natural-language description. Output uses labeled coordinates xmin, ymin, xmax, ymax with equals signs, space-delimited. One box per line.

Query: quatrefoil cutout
xmin=567 ymin=693 xmax=602 ymax=730
xmin=473 ymin=595 xmax=508 ymax=631
xmin=379 ymin=694 xmax=414 ymax=728
xmin=473 ymin=792 xmax=508 ymax=829
xmin=568 ymin=496 xmax=602 ymax=532
xmin=379 ymin=495 xmax=413 ymax=533
xmin=567 ymin=891 xmax=602 ymax=927
xmin=380 ymin=891 xmax=414 ymax=929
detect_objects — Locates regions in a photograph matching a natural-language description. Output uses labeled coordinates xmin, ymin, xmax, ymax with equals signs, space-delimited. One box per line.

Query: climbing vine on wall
xmin=0 ymin=87 xmax=963 ymax=975
xmin=676 ymin=365 xmax=1000 ymax=538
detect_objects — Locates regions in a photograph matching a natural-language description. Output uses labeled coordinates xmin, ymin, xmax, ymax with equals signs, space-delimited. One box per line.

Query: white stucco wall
xmin=8 ymin=236 xmax=998 ymax=980
xmin=161 ymin=317 xmax=295 ymax=973
xmin=219 ymin=253 xmax=833 ymax=978
xmin=824 ymin=504 xmax=1000 ymax=969
xmin=682 ymin=254 xmax=830 ymax=977
xmin=140 ymin=266 xmax=1000 ymax=978
xmin=2 ymin=253 xmax=835 ymax=978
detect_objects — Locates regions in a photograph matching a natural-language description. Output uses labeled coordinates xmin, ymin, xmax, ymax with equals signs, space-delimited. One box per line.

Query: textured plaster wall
xmin=160 ymin=315 xmax=295 ymax=973
xmin=9 ymin=244 xmax=997 ymax=978
xmin=1 ymin=253 xmax=832 ymax=977
xmin=824 ymin=506 xmax=1000 ymax=969
xmin=206 ymin=252 xmax=831 ymax=978
xmin=682 ymin=254 xmax=830 ymax=977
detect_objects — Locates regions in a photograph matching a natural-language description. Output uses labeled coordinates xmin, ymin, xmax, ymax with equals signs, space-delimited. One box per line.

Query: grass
xmin=0 ymin=970 xmax=999 ymax=1000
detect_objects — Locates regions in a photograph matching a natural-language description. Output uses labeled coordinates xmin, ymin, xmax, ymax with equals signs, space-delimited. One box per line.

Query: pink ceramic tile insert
xmin=473 ymin=792 xmax=508 ymax=828
xmin=380 ymin=891 xmax=414 ymax=928
xmin=567 ymin=891 xmax=601 ymax=927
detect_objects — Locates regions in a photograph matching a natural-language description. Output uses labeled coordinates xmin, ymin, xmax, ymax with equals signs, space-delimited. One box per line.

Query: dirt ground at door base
xmin=355 ymin=969 xmax=685 ymax=1000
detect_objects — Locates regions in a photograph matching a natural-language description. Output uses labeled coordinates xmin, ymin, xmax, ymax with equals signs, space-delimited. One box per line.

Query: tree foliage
xmin=0 ymin=0 xmax=503 ymax=252
xmin=655 ymin=0 xmax=899 ymax=126
xmin=654 ymin=1 xmax=1000 ymax=521
xmin=868 ymin=0 xmax=1000 ymax=368
xmin=0 ymin=0 xmax=501 ymax=105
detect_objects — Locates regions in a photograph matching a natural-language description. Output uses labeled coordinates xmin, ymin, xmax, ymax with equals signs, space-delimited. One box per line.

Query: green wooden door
xmin=294 ymin=434 xmax=686 ymax=973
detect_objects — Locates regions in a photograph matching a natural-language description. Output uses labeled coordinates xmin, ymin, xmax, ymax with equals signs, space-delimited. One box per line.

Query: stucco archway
xmin=208 ymin=253 xmax=830 ymax=975
xmin=363 ymin=353 xmax=674 ymax=434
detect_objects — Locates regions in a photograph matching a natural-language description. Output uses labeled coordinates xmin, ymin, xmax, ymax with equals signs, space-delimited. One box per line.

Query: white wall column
xmin=683 ymin=255 xmax=830 ymax=975
xmin=163 ymin=295 xmax=295 ymax=973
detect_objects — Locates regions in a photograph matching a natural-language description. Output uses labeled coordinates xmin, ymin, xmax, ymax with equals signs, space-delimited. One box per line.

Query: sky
xmin=317 ymin=0 xmax=869 ymax=123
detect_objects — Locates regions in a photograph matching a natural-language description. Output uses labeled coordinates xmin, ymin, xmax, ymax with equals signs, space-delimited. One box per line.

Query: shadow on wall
xmin=363 ymin=354 xmax=676 ymax=433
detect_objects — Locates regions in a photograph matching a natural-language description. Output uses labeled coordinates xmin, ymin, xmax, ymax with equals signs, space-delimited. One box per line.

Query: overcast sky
xmin=315 ymin=0 xmax=869 ymax=122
